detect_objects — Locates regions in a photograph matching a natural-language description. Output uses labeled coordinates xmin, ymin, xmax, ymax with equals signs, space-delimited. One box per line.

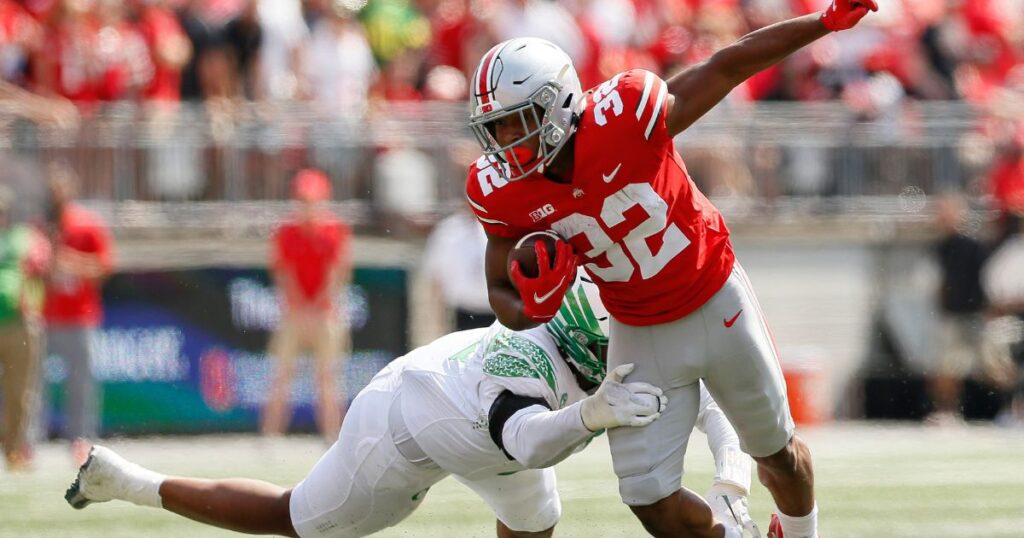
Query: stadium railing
xmin=0 ymin=99 xmax=995 ymax=232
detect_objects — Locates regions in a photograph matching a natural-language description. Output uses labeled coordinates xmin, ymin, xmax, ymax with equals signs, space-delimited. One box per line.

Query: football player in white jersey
xmin=65 ymin=274 xmax=760 ymax=538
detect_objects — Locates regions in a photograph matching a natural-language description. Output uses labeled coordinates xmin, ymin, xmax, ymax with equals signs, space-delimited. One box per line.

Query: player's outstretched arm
xmin=664 ymin=0 xmax=878 ymax=137
xmin=492 ymin=365 xmax=667 ymax=469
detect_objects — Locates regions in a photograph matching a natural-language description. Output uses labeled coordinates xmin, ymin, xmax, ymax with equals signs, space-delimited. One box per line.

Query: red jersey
xmin=138 ymin=6 xmax=186 ymax=101
xmin=466 ymin=69 xmax=735 ymax=326
xmin=272 ymin=217 xmax=350 ymax=309
xmin=44 ymin=204 xmax=115 ymax=327
xmin=990 ymin=155 xmax=1024 ymax=213
xmin=40 ymin=20 xmax=102 ymax=103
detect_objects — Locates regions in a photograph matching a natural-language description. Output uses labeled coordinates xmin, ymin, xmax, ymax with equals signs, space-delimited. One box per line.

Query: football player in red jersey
xmin=465 ymin=2 xmax=878 ymax=537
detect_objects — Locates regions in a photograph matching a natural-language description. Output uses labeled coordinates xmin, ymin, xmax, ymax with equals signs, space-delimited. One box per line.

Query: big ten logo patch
xmin=529 ymin=204 xmax=555 ymax=223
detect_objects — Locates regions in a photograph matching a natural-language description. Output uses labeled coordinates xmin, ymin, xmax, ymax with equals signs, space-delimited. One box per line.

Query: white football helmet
xmin=468 ymin=38 xmax=583 ymax=181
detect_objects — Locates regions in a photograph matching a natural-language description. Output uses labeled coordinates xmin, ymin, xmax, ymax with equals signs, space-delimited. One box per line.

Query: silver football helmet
xmin=545 ymin=271 xmax=610 ymax=385
xmin=468 ymin=37 xmax=583 ymax=181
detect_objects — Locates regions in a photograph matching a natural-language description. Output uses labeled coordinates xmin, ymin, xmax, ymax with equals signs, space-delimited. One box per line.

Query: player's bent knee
xmin=496 ymin=496 xmax=561 ymax=534
xmin=628 ymin=495 xmax=673 ymax=525
xmin=754 ymin=436 xmax=809 ymax=477
xmin=519 ymin=505 xmax=560 ymax=533
xmin=627 ymin=491 xmax=712 ymax=537
xmin=618 ymin=472 xmax=682 ymax=508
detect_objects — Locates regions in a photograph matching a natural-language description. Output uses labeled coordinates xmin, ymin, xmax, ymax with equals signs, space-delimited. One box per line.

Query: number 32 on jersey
xmin=552 ymin=183 xmax=690 ymax=282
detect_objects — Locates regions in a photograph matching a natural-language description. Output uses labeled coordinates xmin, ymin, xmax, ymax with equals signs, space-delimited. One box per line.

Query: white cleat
xmin=65 ymin=446 xmax=141 ymax=509
xmin=707 ymin=485 xmax=762 ymax=538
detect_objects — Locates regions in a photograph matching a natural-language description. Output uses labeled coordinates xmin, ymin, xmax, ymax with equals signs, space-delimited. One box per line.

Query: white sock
xmin=778 ymin=503 xmax=818 ymax=538
xmin=123 ymin=462 xmax=166 ymax=508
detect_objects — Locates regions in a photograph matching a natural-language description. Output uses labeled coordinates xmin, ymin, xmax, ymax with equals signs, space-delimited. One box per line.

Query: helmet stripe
xmin=476 ymin=45 xmax=501 ymax=111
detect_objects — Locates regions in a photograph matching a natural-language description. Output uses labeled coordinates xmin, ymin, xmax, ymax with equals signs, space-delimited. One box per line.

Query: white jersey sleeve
xmin=474 ymin=325 xmax=596 ymax=469
xmin=477 ymin=325 xmax=584 ymax=412
xmin=501 ymin=402 xmax=592 ymax=468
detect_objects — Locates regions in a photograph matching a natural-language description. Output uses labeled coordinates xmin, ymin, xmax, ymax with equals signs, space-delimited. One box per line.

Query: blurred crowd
xmin=0 ymin=0 xmax=1022 ymax=206
xmin=0 ymin=0 xmax=1021 ymax=109
xmin=927 ymin=194 xmax=1024 ymax=426
xmin=0 ymin=0 xmax=1019 ymax=208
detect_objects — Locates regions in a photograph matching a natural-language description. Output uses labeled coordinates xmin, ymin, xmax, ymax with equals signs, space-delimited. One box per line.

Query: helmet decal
xmin=545 ymin=271 xmax=609 ymax=385
xmin=474 ymin=44 xmax=505 ymax=114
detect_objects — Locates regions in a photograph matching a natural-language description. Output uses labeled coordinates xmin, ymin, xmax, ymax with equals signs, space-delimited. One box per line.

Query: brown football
xmin=507 ymin=231 xmax=562 ymax=281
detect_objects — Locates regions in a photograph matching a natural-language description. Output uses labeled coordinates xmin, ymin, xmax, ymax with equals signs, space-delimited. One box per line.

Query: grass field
xmin=2 ymin=423 xmax=1023 ymax=537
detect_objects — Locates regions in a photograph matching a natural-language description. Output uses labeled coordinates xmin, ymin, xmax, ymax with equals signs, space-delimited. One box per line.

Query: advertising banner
xmin=44 ymin=267 xmax=408 ymax=435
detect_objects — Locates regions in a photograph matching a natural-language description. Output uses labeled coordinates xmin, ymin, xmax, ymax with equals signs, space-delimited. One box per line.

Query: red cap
xmin=292 ymin=169 xmax=331 ymax=201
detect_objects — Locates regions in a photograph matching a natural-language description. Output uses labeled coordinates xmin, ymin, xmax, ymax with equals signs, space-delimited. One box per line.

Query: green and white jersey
xmin=473 ymin=322 xmax=589 ymax=414
xmin=394 ymin=322 xmax=590 ymax=481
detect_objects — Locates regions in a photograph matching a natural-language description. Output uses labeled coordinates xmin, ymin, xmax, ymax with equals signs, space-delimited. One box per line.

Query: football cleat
xmin=767 ymin=514 xmax=782 ymax=538
xmin=65 ymin=445 xmax=137 ymax=509
xmin=707 ymin=485 xmax=761 ymax=537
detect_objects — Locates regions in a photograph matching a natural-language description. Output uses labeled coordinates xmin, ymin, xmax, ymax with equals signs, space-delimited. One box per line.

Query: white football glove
xmin=580 ymin=364 xmax=667 ymax=431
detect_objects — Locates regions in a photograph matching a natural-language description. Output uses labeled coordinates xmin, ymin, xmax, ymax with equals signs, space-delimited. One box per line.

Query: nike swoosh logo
xmin=533 ymin=276 xmax=567 ymax=304
xmin=724 ymin=309 xmax=743 ymax=328
xmin=602 ymin=163 xmax=622 ymax=183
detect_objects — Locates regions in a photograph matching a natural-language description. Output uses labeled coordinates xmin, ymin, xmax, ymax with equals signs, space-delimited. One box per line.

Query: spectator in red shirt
xmin=43 ymin=164 xmax=115 ymax=464
xmin=989 ymin=124 xmax=1024 ymax=244
xmin=991 ymin=131 xmax=1024 ymax=212
xmin=0 ymin=0 xmax=42 ymax=85
xmin=133 ymin=0 xmax=192 ymax=101
xmin=94 ymin=0 xmax=154 ymax=101
xmin=263 ymin=169 xmax=352 ymax=443
xmin=32 ymin=0 xmax=103 ymax=103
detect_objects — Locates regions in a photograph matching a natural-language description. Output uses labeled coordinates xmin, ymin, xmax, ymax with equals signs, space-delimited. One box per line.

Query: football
xmin=508 ymin=230 xmax=562 ymax=281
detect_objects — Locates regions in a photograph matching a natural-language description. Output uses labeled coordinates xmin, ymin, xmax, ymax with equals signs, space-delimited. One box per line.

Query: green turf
xmin=2 ymin=423 xmax=1022 ymax=537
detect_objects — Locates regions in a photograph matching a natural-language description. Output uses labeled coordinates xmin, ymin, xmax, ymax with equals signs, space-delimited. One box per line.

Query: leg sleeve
xmin=696 ymin=382 xmax=751 ymax=494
